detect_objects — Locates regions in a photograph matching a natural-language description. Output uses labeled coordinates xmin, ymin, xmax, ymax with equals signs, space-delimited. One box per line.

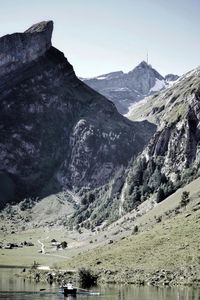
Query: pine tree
xmin=180 ymin=191 xmax=190 ymax=207
xmin=156 ymin=188 xmax=165 ymax=203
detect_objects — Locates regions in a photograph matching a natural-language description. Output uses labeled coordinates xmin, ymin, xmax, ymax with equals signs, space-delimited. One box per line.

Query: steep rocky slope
xmin=0 ymin=21 xmax=156 ymax=209
xmin=120 ymin=67 xmax=200 ymax=213
xmin=82 ymin=62 xmax=178 ymax=114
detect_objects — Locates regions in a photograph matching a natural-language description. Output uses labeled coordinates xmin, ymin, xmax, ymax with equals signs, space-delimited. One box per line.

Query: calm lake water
xmin=0 ymin=268 xmax=200 ymax=300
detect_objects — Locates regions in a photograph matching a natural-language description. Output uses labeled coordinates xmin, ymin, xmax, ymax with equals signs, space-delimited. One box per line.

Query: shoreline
xmin=97 ymin=268 xmax=200 ymax=287
xmin=0 ymin=265 xmax=31 ymax=269
xmin=10 ymin=264 xmax=200 ymax=287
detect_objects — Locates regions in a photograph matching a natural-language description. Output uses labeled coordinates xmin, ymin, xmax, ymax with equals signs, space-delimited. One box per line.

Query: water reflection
xmin=0 ymin=268 xmax=200 ymax=300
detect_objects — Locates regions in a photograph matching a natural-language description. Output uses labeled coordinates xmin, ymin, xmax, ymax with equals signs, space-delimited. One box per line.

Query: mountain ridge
xmin=0 ymin=21 xmax=156 ymax=210
xmin=81 ymin=61 xmax=179 ymax=114
xmin=118 ymin=66 xmax=200 ymax=215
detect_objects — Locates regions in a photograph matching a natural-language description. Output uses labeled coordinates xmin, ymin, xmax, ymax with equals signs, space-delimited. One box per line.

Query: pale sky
xmin=0 ymin=0 xmax=199 ymax=77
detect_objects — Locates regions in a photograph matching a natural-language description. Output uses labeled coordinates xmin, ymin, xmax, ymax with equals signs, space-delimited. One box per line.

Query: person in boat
xmin=61 ymin=280 xmax=74 ymax=289
xmin=66 ymin=281 xmax=74 ymax=290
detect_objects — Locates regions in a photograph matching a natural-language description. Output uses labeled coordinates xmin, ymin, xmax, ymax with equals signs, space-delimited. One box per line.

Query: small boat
xmin=60 ymin=282 xmax=77 ymax=296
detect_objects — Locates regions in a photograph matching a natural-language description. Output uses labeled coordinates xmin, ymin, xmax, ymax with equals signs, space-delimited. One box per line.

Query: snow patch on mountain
xmin=81 ymin=62 xmax=179 ymax=115
xmin=150 ymin=79 xmax=167 ymax=92
xmin=125 ymin=96 xmax=150 ymax=119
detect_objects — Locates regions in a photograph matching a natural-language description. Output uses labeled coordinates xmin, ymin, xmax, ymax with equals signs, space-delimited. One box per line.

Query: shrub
xmin=132 ymin=225 xmax=139 ymax=234
xmin=19 ymin=198 xmax=35 ymax=211
xmin=61 ymin=241 xmax=68 ymax=249
xmin=156 ymin=188 xmax=165 ymax=203
xmin=78 ymin=268 xmax=98 ymax=288
xmin=155 ymin=216 xmax=162 ymax=223
xmin=180 ymin=191 xmax=190 ymax=207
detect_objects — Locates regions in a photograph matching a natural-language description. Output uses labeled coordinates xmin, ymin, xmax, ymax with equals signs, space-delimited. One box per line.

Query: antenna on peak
xmin=146 ymin=51 xmax=149 ymax=65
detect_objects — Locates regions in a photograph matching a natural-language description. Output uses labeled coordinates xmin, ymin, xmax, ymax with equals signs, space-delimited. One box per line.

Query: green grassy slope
xmin=1 ymin=177 xmax=200 ymax=285
xmin=63 ymin=177 xmax=200 ymax=283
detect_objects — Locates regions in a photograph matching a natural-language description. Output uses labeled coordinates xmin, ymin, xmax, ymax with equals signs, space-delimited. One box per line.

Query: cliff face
xmin=146 ymin=93 xmax=200 ymax=176
xmin=119 ymin=68 xmax=200 ymax=214
xmin=0 ymin=21 xmax=156 ymax=208
xmin=0 ymin=21 xmax=53 ymax=78
xmin=129 ymin=67 xmax=200 ymax=175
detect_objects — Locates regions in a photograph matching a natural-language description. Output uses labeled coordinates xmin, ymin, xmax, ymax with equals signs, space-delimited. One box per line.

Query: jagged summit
xmin=82 ymin=61 xmax=175 ymax=114
xmin=25 ymin=20 xmax=53 ymax=34
xmin=129 ymin=61 xmax=164 ymax=80
xmin=165 ymin=73 xmax=179 ymax=82
xmin=0 ymin=21 xmax=156 ymax=209
xmin=0 ymin=21 xmax=53 ymax=78
xmin=134 ymin=60 xmax=150 ymax=69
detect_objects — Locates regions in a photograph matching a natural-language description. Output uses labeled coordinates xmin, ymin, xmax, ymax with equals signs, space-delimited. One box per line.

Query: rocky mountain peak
xmin=25 ymin=20 xmax=53 ymax=34
xmin=0 ymin=21 xmax=156 ymax=209
xmin=165 ymin=73 xmax=179 ymax=82
xmin=129 ymin=61 xmax=164 ymax=80
xmin=0 ymin=20 xmax=53 ymax=78
xmin=82 ymin=61 xmax=175 ymax=114
xmin=134 ymin=60 xmax=150 ymax=69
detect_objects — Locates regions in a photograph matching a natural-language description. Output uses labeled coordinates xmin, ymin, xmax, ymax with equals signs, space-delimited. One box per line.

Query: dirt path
xmin=37 ymin=236 xmax=49 ymax=254
xmin=37 ymin=235 xmax=69 ymax=259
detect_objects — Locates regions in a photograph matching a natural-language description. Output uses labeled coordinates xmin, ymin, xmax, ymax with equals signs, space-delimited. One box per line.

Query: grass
xmin=0 ymin=227 xmax=71 ymax=267
xmin=1 ymin=177 xmax=200 ymax=284
xmin=64 ymin=204 xmax=200 ymax=273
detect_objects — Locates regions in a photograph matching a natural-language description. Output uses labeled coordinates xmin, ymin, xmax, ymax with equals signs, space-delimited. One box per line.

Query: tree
xmin=61 ymin=241 xmax=68 ymax=249
xmin=132 ymin=225 xmax=139 ymax=234
xmin=163 ymin=180 xmax=175 ymax=198
xmin=156 ymin=188 xmax=165 ymax=203
xmin=88 ymin=193 xmax=95 ymax=203
xmin=132 ymin=186 xmax=141 ymax=203
xmin=130 ymin=158 xmax=146 ymax=187
xmin=81 ymin=197 xmax=87 ymax=205
xmin=78 ymin=268 xmax=98 ymax=288
xmin=180 ymin=191 xmax=190 ymax=207
xmin=148 ymin=167 xmax=161 ymax=190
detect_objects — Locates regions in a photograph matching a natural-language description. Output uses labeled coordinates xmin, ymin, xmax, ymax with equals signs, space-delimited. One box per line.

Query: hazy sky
xmin=0 ymin=0 xmax=199 ymax=77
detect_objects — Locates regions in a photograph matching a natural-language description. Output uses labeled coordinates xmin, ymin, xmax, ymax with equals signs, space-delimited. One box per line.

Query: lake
xmin=0 ymin=268 xmax=200 ymax=300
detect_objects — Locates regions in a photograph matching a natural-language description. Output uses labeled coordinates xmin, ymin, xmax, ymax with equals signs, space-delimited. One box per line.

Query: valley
xmin=1 ymin=177 xmax=200 ymax=285
xmin=0 ymin=19 xmax=200 ymax=289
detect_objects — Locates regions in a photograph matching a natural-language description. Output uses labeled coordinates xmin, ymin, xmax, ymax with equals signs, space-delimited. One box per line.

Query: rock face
xmin=0 ymin=21 xmax=156 ymax=209
xmin=144 ymin=68 xmax=200 ymax=176
xmin=119 ymin=67 xmax=200 ymax=214
xmin=164 ymin=74 xmax=179 ymax=82
xmin=0 ymin=21 xmax=53 ymax=78
xmin=81 ymin=62 xmax=178 ymax=114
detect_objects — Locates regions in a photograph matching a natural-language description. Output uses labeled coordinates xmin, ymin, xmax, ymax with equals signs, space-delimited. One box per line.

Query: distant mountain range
xmin=81 ymin=62 xmax=179 ymax=114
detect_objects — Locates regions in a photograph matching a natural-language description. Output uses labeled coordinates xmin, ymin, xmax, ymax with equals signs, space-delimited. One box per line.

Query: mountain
xmin=165 ymin=74 xmax=179 ymax=82
xmin=119 ymin=66 xmax=200 ymax=214
xmin=81 ymin=62 xmax=179 ymax=114
xmin=0 ymin=21 xmax=156 ymax=209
